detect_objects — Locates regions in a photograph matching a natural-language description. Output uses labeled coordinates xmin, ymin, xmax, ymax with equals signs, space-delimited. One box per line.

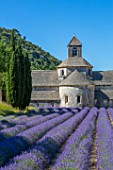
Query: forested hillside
xmin=0 ymin=27 xmax=61 ymax=70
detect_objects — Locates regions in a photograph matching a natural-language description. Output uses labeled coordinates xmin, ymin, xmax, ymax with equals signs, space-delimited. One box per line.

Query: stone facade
xmin=1 ymin=35 xmax=113 ymax=108
xmin=59 ymin=85 xmax=94 ymax=107
xmin=95 ymin=85 xmax=113 ymax=107
xmin=30 ymin=35 xmax=113 ymax=108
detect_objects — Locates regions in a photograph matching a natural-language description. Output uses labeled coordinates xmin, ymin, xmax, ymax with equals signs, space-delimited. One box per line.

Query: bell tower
xmin=68 ymin=35 xmax=82 ymax=58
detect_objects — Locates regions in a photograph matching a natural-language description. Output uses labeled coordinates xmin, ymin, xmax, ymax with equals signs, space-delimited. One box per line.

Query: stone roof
xmin=95 ymin=89 xmax=113 ymax=100
xmin=59 ymin=70 xmax=93 ymax=86
xmin=32 ymin=70 xmax=59 ymax=86
xmin=68 ymin=35 xmax=82 ymax=46
xmin=93 ymin=71 xmax=113 ymax=85
xmin=57 ymin=56 xmax=93 ymax=68
xmin=31 ymin=91 xmax=60 ymax=101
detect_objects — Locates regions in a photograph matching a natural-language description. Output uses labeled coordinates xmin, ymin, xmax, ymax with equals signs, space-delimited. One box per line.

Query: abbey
xmin=0 ymin=35 xmax=112 ymax=108
xmin=31 ymin=35 xmax=113 ymax=108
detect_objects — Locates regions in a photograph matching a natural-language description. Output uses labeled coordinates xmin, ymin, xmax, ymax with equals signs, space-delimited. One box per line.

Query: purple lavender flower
xmin=96 ymin=108 xmax=113 ymax=170
xmin=108 ymin=108 xmax=113 ymax=121
xmin=0 ymin=111 xmax=74 ymax=166
xmin=52 ymin=107 xmax=98 ymax=170
xmin=0 ymin=108 xmax=89 ymax=169
xmin=0 ymin=113 xmax=58 ymax=142
xmin=9 ymin=115 xmax=42 ymax=125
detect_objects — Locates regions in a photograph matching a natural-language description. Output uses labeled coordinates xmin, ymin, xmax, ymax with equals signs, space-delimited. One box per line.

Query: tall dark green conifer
xmin=25 ymin=52 xmax=32 ymax=106
xmin=6 ymin=29 xmax=16 ymax=104
xmin=20 ymin=51 xmax=32 ymax=109
xmin=6 ymin=29 xmax=32 ymax=109
xmin=0 ymin=39 xmax=7 ymax=89
xmin=8 ymin=51 xmax=18 ymax=106
xmin=16 ymin=39 xmax=25 ymax=109
xmin=10 ymin=29 xmax=15 ymax=51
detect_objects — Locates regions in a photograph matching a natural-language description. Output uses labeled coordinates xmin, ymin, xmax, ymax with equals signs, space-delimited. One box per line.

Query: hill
xmin=0 ymin=27 xmax=62 ymax=70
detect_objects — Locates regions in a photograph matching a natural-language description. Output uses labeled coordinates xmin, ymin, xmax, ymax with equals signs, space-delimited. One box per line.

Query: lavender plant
xmin=52 ymin=107 xmax=98 ymax=170
xmin=0 ymin=111 xmax=74 ymax=166
xmin=107 ymin=108 xmax=113 ymax=121
xmin=0 ymin=113 xmax=59 ymax=142
xmin=9 ymin=114 xmax=42 ymax=125
xmin=0 ymin=107 xmax=89 ymax=170
xmin=96 ymin=108 xmax=113 ymax=170
xmin=0 ymin=115 xmax=42 ymax=131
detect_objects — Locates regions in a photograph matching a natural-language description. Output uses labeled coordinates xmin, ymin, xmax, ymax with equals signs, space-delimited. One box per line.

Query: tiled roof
xmin=31 ymin=91 xmax=60 ymax=101
xmin=32 ymin=70 xmax=59 ymax=86
xmin=59 ymin=70 xmax=93 ymax=86
xmin=68 ymin=35 xmax=82 ymax=46
xmin=95 ymin=89 xmax=113 ymax=100
xmin=57 ymin=57 xmax=93 ymax=68
xmin=93 ymin=71 xmax=113 ymax=85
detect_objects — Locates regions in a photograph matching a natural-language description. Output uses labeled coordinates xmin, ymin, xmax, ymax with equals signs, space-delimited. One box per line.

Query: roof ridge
xmin=57 ymin=56 xmax=93 ymax=68
xmin=68 ymin=35 xmax=82 ymax=46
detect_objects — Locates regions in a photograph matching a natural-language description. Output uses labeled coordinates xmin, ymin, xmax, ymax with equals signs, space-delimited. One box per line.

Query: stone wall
xmin=31 ymin=100 xmax=60 ymax=107
xmin=83 ymin=85 xmax=95 ymax=107
xmin=57 ymin=68 xmax=68 ymax=79
xmin=95 ymin=86 xmax=113 ymax=108
xmin=57 ymin=67 xmax=92 ymax=80
xmin=59 ymin=85 xmax=95 ymax=108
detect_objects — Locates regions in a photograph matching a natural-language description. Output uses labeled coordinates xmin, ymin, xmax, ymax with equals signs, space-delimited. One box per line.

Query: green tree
xmin=0 ymin=41 xmax=7 ymax=89
xmin=6 ymin=30 xmax=15 ymax=103
xmin=0 ymin=43 xmax=6 ymax=72
xmin=15 ymin=39 xmax=24 ymax=108
xmin=6 ymin=31 xmax=32 ymax=109
xmin=10 ymin=29 xmax=15 ymax=51
xmin=8 ymin=51 xmax=18 ymax=106
xmin=20 ymin=51 xmax=32 ymax=109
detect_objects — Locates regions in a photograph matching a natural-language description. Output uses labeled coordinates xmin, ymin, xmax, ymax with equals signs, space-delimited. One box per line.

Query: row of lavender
xmin=1 ymin=107 xmax=113 ymax=170
xmin=96 ymin=108 xmax=113 ymax=170
xmin=0 ymin=115 xmax=29 ymax=130
xmin=0 ymin=107 xmax=80 ymax=167
xmin=0 ymin=107 xmax=79 ymax=142
xmin=53 ymin=107 xmax=98 ymax=170
xmin=0 ymin=107 xmax=78 ymax=130
xmin=0 ymin=114 xmax=59 ymax=142
xmin=0 ymin=107 xmax=89 ymax=169
xmin=54 ymin=107 xmax=113 ymax=170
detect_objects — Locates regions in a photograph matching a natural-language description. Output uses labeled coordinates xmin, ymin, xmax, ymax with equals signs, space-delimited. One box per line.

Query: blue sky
xmin=0 ymin=0 xmax=113 ymax=71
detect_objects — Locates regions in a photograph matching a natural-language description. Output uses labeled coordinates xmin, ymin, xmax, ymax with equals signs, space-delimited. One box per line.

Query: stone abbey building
xmin=0 ymin=36 xmax=113 ymax=107
xmin=31 ymin=35 xmax=113 ymax=108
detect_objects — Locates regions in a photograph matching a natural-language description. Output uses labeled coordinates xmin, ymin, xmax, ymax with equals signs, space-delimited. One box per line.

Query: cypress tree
xmin=6 ymin=29 xmax=16 ymax=104
xmin=6 ymin=30 xmax=32 ymax=109
xmin=16 ymin=39 xmax=25 ymax=109
xmin=10 ymin=29 xmax=15 ymax=51
xmin=24 ymin=51 xmax=32 ymax=107
xmin=0 ymin=37 xmax=6 ymax=89
xmin=8 ymin=51 xmax=18 ymax=106
xmin=20 ymin=51 xmax=32 ymax=109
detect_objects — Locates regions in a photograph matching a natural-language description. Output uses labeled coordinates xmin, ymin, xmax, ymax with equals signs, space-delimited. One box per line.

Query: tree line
xmin=0 ymin=29 xmax=32 ymax=109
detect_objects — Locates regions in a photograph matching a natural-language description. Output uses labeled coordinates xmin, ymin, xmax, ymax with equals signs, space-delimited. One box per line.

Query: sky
xmin=0 ymin=0 xmax=113 ymax=71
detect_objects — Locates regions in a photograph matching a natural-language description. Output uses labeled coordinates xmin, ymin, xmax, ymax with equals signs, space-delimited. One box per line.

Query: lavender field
xmin=0 ymin=107 xmax=113 ymax=170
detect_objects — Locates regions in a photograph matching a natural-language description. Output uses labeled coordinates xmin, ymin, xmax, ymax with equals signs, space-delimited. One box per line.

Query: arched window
xmin=77 ymin=96 xmax=81 ymax=104
xmin=60 ymin=69 xmax=64 ymax=76
xmin=72 ymin=47 xmax=77 ymax=56
xmin=65 ymin=96 xmax=68 ymax=104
